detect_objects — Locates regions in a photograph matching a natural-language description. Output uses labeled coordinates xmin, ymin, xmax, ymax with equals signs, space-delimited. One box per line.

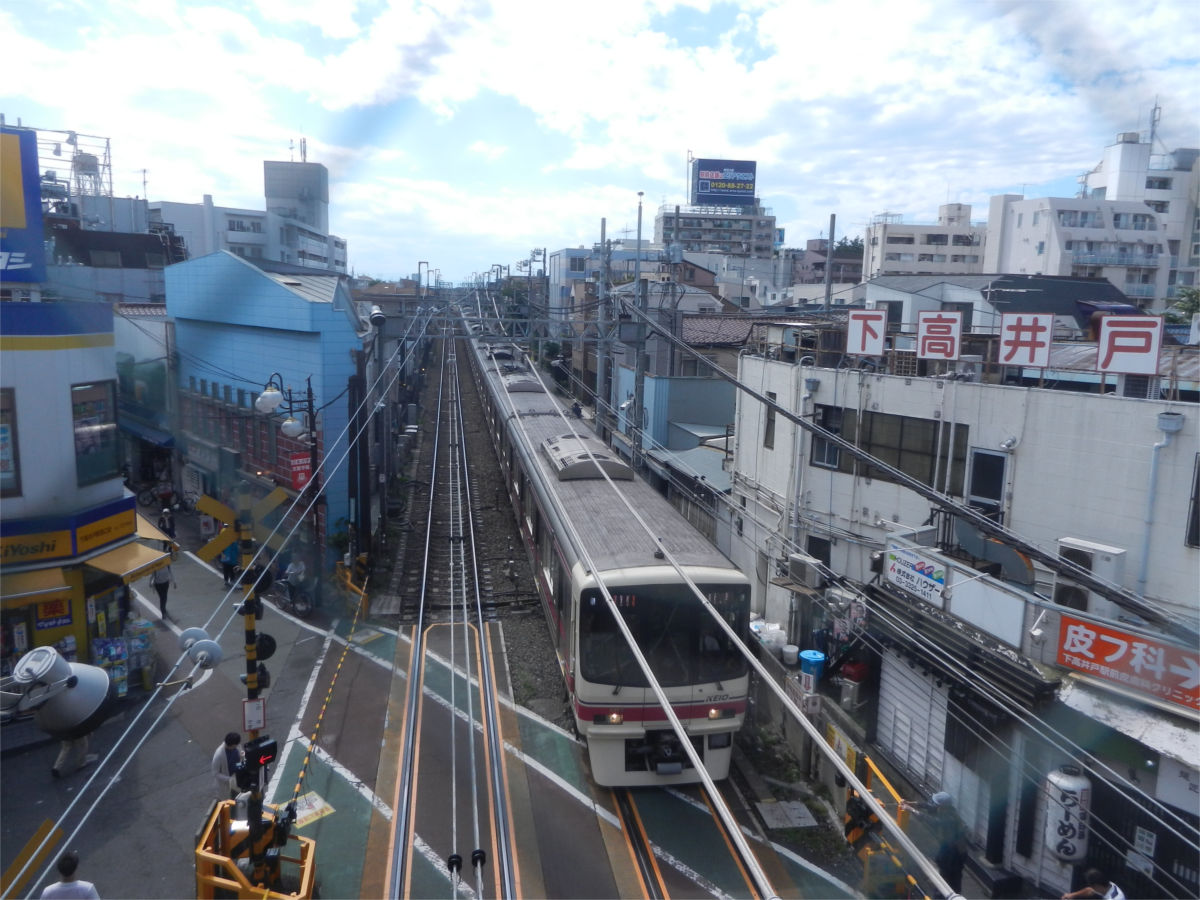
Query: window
xmin=968 ymin=449 xmax=1007 ymax=518
xmin=569 ymin=256 xmax=586 ymax=272
xmin=811 ymin=405 xmax=843 ymax=468
xmin=1188 ymin=455 xmax=1199 ymax=549
xmin=1146 ymin=177 xmax=1172 ymax=190
xmin=89 ymin=250 xmax=122 ymax=267
xmin=0 ymin=389 xmax=21 ymax=497
xmin=763 ymin=392 xmax=776 ymax=450
xmin=1146 ymin=200 xmax=1169 ymax=214
xmin=72 ymin=381 xmax=120 ymax=486
xmin=1032 ymin=211 xmax=1041 ymax=226
xmin=952 ymin=234 xmax=976 ymax=246
xmin=1036 ymin=241 xmax=1045 ymax=255
xmin=886 ymin=235 xmax=914 ymax=244
xmin=924 ymin=234 xmax=948 ymax=245
xmin=918 ymin=254 xmax=934 ymax=262
xmin=813 ymin=406 xmax=968 ymax=492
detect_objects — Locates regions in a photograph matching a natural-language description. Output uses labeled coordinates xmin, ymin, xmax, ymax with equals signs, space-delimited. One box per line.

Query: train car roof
xmin=500 ymin=386 xmax=738 ymax=575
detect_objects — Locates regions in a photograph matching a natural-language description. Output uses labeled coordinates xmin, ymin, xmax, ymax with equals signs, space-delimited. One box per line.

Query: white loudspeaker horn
xmin=2 ymin=646 xmax=115 ymax=740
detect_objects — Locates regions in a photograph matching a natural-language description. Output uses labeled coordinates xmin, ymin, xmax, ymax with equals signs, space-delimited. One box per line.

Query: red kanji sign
xmin=1096 ymin=316 xmax=1162 ymax=375
xmin=1057 ymin=614 xmax=1199 ymax=712
xmin=1000 ymin=313 xmax=1053 ymax=368
xmin=290 ymin=452 xmax=312 ymax=490
xmin=917 ymin=311 xmax=961 ymax=360
xmin=847 ymin=309 xmax=887 ymax=357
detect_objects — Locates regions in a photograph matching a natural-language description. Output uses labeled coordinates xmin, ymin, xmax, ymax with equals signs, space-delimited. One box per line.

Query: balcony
xmin=1122 ymin=284 xmax=1157 ymax=297
xmin=1071 ymin=252 xmax=1160 ymax=266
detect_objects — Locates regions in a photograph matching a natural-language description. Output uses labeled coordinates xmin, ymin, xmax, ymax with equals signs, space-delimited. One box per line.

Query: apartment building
xmin=863 ymin=203 xmax=985 ymax=279
xmin=151 ymin=161 xmax=348 ymax=273
xmin=655 ymin=203 xmax=777 ymax=260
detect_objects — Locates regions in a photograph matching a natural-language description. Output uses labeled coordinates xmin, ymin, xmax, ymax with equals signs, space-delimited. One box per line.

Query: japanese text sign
xmin=917 ymin=311 xmax=961 ymax=361
xmin=1000 ymin=313 xmax=1054 ymax=368
xmin=847 ymin=309 xmax=887 ymax=357
xmin=1057 ymin=614 xmax=1199 ymax=712
xmin=884 ymin=542 xmax=946 ymax=608
xmin=1096 ymin=316 xmax=1162 ymax=375
xmin=290 ymin=452 xmax=312 ymax=490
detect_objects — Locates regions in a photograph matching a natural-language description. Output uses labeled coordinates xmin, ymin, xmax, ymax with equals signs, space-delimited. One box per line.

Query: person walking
xmin=40 ymin=850 xmax=100 ymax=899
xmin=220 ymin=541 xmax=239 ymax=588
xmin=149 ymin=563 xmax=176 ymax=619
xmin=51 ymin=736 xmax=97 ymax=779
xmin=283 ymin=554 xmax=307 ymax=603
xmin=212 ymin=731 xmax=243 ymax=801
xmin=156 ymin=508 xmax=176 ymax=551
xmin=1063 ymin=868 xmax=1126 ymax=899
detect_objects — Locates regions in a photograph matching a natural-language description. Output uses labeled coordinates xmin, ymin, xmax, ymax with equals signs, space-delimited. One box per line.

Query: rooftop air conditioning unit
xmin=1052 ymin=537 xmax=1126 ymax=621
xmin=1118 ymin=373 xmax=1162 ymax=399
xmin=787 ymin=553 xmax=825 ymax=590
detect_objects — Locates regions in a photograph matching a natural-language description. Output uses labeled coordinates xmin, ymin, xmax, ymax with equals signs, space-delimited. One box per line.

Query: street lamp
xmin=256 ymin=374 xmax=322 ymax=605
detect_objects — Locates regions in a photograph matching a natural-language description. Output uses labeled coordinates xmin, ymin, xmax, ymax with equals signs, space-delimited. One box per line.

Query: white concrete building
xmin=728 ymin=349 xmax=1198 ymax=897
xmin=150 ymin=161 xmax=348 ymax=273
xmin=985 ymin=194 xmax=1170 ymax=309
xmin=1079 ymin=130 xmax=1200 ymax=300
xmin=863 ymin=204 xmax=986 ymax=279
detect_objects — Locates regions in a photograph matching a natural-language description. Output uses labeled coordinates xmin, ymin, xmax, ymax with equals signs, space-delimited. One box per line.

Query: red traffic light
xmin=244 ymin=735 xmax=278 ymax=769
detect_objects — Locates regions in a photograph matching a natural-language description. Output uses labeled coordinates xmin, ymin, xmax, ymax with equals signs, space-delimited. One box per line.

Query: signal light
xmin=245 ymin=735 xmax=278 ymax=769
xmin=239 ymin=662 xmax=271 ymax=690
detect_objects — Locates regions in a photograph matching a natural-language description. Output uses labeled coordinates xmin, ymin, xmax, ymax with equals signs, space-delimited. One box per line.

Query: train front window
xmin=579 ymin=584 xmax=749 ymax=688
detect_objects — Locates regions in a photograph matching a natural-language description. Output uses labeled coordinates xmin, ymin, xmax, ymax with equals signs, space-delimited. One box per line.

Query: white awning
xmin=1057 ymin=675 xmax=1198 ymax=765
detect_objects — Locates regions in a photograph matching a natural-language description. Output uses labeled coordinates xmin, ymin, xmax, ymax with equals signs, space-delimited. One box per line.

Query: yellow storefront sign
xmin=76 ymin=508 xmax=136 ymax=553
xmin=1 ymin=531 xmax=72 ymax=564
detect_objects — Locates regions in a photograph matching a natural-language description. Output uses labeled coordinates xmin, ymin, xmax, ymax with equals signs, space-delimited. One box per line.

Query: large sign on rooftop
xmin=0 ymin=126 xmax=47 ymax=283
xmin=691 ymin=158 xmax=757 ymax=206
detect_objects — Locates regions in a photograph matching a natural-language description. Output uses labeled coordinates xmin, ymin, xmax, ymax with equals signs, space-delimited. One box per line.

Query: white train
xmin=464 ymin=325 xmax=751 ymax=787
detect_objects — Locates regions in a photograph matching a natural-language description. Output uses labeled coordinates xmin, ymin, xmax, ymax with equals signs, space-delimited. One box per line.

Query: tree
xmin=834 ymin=235 xmax=864 ymax=257
xmin=1164 ymin=286 xmax=1200 ymax=324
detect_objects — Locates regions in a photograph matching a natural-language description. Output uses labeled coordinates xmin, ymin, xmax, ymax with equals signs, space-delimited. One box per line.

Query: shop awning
xmin=136 ymin=513 xmax=178 ymax=549
xmin=1 ymin=568 xmax=71 ymax=602
xmin=119 ymin=418 xmax=175 ymax=448
xmin=1057 ymin=675 xmax=1198 ymax=766
xmin=86 ymin=542 xmax=171 ymax=584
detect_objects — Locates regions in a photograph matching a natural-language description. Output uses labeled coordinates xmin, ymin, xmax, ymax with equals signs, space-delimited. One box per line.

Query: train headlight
xmin=707 ymin=708 xmax=734 ymax=720
xmin=594 ymin=712 xmax=624 ymax=725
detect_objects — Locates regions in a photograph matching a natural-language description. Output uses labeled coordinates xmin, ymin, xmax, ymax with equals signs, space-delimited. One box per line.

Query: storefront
xmin=1 ymin=499 xmax=173 ymax=680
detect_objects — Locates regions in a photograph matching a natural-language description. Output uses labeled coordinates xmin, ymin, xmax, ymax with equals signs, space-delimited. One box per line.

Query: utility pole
xmin=823 ymin=213 xmax=836 ymax=313
xmin=596 ymin=218 xmax=607 ymax=433
xmin=631 ymin=192 xmax=646 ymax=473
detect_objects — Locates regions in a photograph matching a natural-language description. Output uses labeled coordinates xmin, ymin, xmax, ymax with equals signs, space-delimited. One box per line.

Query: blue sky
xmin=3 ymin=0 xmax=1197 ymax=282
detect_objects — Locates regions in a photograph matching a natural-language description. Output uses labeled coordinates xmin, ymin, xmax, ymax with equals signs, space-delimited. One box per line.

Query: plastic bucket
xmin=799 ymin=650 xmax=826 ymax=680
xmin=782 ymin=644 xmax=800 ymax=665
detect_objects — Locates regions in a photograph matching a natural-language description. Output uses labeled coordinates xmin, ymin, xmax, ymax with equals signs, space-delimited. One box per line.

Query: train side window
xmin=556 ymin=563 xmax=568 ymax=610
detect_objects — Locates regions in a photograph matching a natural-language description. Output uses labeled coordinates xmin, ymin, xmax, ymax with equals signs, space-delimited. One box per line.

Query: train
xmin=463 ymin=316 xmax=752 ymax=787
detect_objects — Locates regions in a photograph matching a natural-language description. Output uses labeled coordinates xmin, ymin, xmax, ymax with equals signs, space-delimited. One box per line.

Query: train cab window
xmin=579 ymin=584 xmax=750 ymax=688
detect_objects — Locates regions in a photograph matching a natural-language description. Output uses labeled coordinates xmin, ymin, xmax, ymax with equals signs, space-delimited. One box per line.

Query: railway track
xmin=387 ymin=332 xmax=517 ymax=899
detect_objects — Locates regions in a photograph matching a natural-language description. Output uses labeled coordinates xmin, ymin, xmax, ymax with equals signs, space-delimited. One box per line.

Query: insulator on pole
xmin=447 ymin=853 xmax=462 ymax=873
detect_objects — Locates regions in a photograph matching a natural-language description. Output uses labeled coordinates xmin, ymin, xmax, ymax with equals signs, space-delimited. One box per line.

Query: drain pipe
xmin=1138 ymin=411 xmax=1185 ymax=596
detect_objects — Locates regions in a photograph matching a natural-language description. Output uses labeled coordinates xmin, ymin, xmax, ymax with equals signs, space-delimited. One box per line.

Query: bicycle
xmin=175 ymin=490 xmax=201 ymax=515
xmin=136 ymin=480 xmax=175 ymax=508
xmin=266 ymin=577 xmax=313 ymax=619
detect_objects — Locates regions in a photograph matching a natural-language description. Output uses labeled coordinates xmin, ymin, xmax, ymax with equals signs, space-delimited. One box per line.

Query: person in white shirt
xmin=1062 ymin=868 xmax=1126 ymax=899
xmin=211 ymin=731 xmax=243 ymax=800
xmin=40 ymin=851 xmax=100 ymax=899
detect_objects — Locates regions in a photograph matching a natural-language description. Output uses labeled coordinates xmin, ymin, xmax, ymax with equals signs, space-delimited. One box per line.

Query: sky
xmin=3 ymin=0 xmax=1198 ymax=284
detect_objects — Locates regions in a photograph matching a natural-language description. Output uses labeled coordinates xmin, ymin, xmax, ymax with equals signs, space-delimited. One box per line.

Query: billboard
xmin=0 ymin=126 xmax=47 ymax=283
xmin=691 ymin=158 xmax=757 ymax=206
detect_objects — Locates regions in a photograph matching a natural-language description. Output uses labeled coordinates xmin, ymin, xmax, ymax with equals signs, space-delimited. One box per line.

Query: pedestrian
xmin=212 ymin=731 xmax=243 ymax=801
xmin=149 ymin=563 xmax=176 ymax=619
xmin=1063 ymin=868 xmax=1126 ymax=899
xmin=284 ymin=554 xmax=307 ymax=603
xmin=902 ymin=791 xmax=967 ymax=893
xmin=40 ymin=850 xmax=100 ymax=899
xmin=51 ymin=736 xmax=97 ymax=779
xmin=157 ymin=508 xmax=176 ymax=550
xmin=220 ymin=541 xmax=239 ymax=588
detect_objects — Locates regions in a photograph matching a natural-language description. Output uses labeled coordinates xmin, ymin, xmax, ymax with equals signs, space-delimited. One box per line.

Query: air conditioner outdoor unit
xmin=1052 ymin=537 xmax=1126 ymax=621
xmin=787 ymin=553 xmax=825 ymax=590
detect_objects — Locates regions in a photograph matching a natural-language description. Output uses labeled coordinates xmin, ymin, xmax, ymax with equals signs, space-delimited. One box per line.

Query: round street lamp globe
xmin=280 ymin=416 xmax=306 ymax=438
xmin=255 ymin=386 xmax=284 ymax=413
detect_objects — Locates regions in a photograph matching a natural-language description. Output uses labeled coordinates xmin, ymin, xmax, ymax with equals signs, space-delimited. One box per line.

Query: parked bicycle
xmin=136 ymin=480 xmax=176 ymax=509
xmin=174 ymin=489 xmax=201 ymax=515
xmin=230 ymin=565 xmax=312 ymax=618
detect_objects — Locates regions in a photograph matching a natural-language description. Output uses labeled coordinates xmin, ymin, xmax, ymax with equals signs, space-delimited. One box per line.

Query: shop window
xmin=72 ymin=381 xmax=120 ymax=486
xmin=1 ymin=388 xmax=21 ymax=497
xmin=817 ymin=407 xmax=968 ymax=494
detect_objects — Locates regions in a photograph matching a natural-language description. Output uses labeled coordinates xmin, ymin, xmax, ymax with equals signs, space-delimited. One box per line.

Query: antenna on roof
xmin=300 ymin=137 xmax=307 ymax=163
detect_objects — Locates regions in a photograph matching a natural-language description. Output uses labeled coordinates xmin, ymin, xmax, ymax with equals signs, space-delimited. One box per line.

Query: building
xmin=984 ymin=194 xmax=1171 ymax=309
xmin=165 ymin=252 xmax=368 ymax=566
xmin=655 ymin=203 xmax=777 ymax=260
xmin=728 ymin=335 xmax=1198 ymax=898
xmin=864 ymin=204 xmax=986 ymax=279
xmin=151 ymin=161 xmax=348 ymax=273
xmin=1078 ymin=127 xmax=1199 ymax=301
xmin=1 ymin=301 xmax=173 ymax=679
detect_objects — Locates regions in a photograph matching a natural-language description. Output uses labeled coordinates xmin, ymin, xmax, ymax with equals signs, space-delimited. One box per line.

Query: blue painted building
xmin=166 ymin=251 xmax=367 ymax=565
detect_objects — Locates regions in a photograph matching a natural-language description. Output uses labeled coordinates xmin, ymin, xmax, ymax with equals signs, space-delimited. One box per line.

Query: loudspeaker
xmin=9 ymin=647 xmax=115 ymax=740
